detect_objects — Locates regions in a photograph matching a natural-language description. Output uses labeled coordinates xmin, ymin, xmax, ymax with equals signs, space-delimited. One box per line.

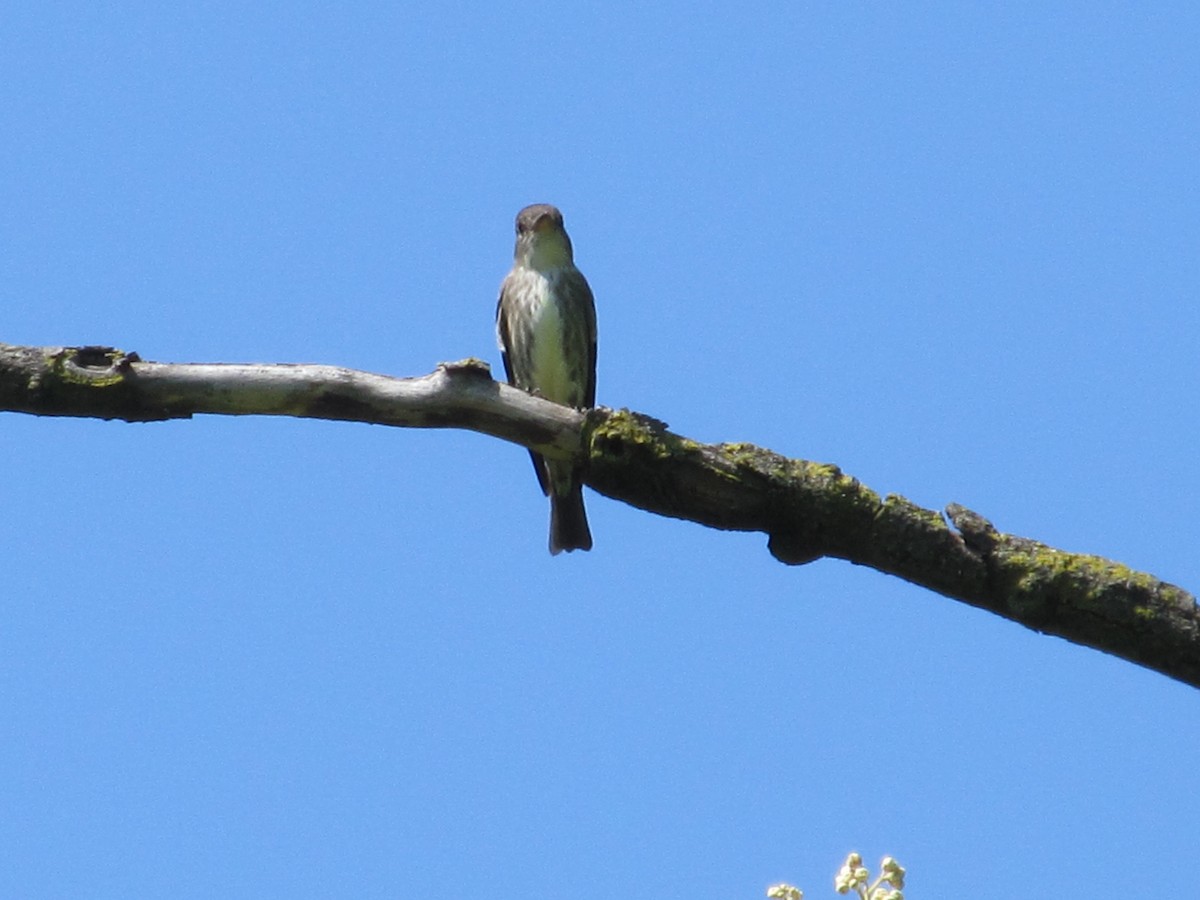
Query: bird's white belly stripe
xmin=529 ymin=281 xmax=574 ymax=405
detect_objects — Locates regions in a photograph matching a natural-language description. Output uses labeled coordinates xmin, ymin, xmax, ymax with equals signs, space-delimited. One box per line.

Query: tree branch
xmin=0 ymin=342 xmax=584 ymax=458
xmin=3 ymin=342 xmax=1196 ymax=688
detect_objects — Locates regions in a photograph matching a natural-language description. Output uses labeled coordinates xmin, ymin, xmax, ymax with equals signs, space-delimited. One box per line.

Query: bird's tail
xmin=549 ymin=482 xmax=592 ymax=555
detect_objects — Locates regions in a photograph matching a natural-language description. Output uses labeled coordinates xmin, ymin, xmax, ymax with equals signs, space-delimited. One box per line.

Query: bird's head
xmin=513 ymin=203 xmax=575 ymax=269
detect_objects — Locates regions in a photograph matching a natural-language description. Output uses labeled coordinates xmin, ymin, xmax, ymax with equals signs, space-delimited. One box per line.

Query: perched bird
xmin=496 ymin=204 xmax=598 ymax=554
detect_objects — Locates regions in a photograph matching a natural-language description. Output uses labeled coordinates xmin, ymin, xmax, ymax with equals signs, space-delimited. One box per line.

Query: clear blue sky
xmin=2 ymin=4 xmax=1197 ymax=898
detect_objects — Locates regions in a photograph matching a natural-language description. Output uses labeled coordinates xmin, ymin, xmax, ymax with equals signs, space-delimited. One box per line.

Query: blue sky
xmin=2 ymin=3 xmax=1197 ymax=897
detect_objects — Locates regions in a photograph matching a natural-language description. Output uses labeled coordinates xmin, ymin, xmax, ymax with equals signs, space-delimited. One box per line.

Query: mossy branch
xmin=585 ymin=410 xmax=1198 ymax=688
xmin=2 ymin=341 xmax=1196 ymax=688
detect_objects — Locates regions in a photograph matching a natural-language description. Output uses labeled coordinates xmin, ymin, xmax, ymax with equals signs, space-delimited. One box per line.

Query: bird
xmin=496 ymin=204 xmax=598 ymax=554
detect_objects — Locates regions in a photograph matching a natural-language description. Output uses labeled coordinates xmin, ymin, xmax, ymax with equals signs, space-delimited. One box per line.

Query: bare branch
xmin=3 ymin=341 xmax=1196 ymax=688
xmin=0 ymin=342 xmax=584 ymax=460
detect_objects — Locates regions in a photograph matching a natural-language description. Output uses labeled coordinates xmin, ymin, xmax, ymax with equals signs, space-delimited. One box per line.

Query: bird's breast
xmin=513 ymin=268 xmax=584 ymax=407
